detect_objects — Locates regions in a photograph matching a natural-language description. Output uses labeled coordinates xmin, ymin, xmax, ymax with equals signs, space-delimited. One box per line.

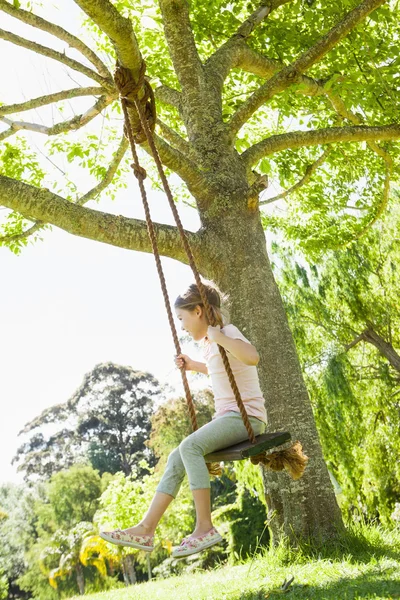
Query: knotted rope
xmin=113 ymin=61 xmax=308 ymax=480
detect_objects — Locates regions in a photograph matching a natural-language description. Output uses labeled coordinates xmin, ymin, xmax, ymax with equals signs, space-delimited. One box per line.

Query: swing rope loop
xmin=115 ymin=61 xmax=156 ymax=144
xmin=112 ymin=61 xmax=309 ymax=482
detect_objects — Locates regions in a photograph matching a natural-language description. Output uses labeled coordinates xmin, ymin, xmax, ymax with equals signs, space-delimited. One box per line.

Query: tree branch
xmin=142 ymin=133 xmax=212 ymax=206
xmin=154 ymin=85 xmax=183 ymax=113
xmin=0 ymin=95 xmax=115 ymax=137
xmin=77 ymin=136 xmax=129 ymax=205
xmin=242 ymin=124 xmax=400 ymax=170
xmin=72 ymin=0 xmax=158 ymax=152
xmin=345 ymin=330 xmax=367 ymax=351
xmin=0 ymin=175 xmax=198 ymax=261
xmin=259 ymin=148 xmax=331 ymax=206
xmin=158 ymin=0 xmax=204 ymax=95
xmin=322 ymin=88 xmax=394 ymax=246
xmin=0 ymin=28 xmax=113 ymax=90
xmin=0 ymin=220 xmax=44 ymax=244
xmin=229 ymin=0 xmax=387 ymax=136
xmin=156 ymin=118 xmax=190 ymax=156
xmin=73 ymin=0 xmax=142 ymax=71
xmin=0 ymin=87 xmax=106 ymax=115
xmin=205 ymin=0 xmax=294 ymax=85
xmin=0 ymin=136 xmax=129 ymax=244
xmin=0 ymin=127 xmax=15 ymax=142
xmin=234 ymin=0 xmax=293 ymax=38
xmin=325 ymin=87 xmax=394 ymax=171
xmin=346 ymin=325 xmax=400 ymax=373
xmin=0 ymin=0 xmax=111 ymax=78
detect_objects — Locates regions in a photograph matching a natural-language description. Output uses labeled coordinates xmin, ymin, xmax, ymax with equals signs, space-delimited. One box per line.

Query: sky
xmin=0 ymin=2 xmax=282 ymax=486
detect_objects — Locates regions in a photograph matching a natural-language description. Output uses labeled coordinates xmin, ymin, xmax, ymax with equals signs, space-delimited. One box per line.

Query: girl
xmin=100 ymin=283 xmax=267 ymax=558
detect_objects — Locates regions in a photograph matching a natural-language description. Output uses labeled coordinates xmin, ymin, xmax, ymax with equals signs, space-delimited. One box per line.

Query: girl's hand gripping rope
xmin=175 ymin=354 xmax=194 ymax=371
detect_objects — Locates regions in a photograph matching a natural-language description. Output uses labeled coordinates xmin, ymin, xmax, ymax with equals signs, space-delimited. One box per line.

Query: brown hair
xmin=174 ymin=282 xmax=229 ymax=328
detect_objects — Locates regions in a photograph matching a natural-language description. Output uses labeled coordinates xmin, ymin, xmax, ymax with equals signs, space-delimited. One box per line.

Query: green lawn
xmin=74 ymin=526 xmax=400 ymax=600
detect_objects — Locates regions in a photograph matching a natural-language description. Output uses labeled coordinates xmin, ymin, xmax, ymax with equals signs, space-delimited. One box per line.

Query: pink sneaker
xmin=172 ymin=527 xmax=223 ymax=558
xmin=100 ymin=529 xmax=154 ymax=552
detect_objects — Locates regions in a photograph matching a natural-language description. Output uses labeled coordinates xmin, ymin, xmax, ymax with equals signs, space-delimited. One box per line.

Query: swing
xmin=113 ymin=62 xmax=308 ymax=480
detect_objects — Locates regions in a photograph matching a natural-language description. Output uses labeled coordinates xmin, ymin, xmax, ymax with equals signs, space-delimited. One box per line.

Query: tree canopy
xmin=14 ymin=363 xmax=160 ymax=481
xmin=0 ymin=0 xmax=398 ymax=255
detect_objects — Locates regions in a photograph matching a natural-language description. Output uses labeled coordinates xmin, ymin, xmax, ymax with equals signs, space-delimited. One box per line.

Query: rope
xmin=113 ymin=62 xmax=257 ymax=446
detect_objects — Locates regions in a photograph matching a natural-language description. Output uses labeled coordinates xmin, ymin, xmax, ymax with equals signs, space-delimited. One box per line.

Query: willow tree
xmin=1 ymin=0 xmax=399 ymax=543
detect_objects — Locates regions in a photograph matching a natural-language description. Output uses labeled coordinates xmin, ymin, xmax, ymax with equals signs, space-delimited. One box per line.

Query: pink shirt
xmin=202 ymin=324 xmax=267 ymax=424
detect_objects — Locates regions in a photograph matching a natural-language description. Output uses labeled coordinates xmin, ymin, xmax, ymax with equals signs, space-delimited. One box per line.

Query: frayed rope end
xmin=251 ymin=441 xmax=309 ymax=480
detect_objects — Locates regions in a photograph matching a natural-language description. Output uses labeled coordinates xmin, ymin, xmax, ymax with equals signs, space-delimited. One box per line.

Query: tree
xmin=270 ymin=197 xmax=400 ymax=523
xmin=13 ymin=363 xmax=160 ymax=481
xmin=0 ymin=483 xmax=37 ymax=600
xmin=1 ymin=0 xmax=399 ymax=542
xmin=18 ymin=465 xmax=112 ymax=598
xmin=42 ymin=522 xmax=102 ymax=596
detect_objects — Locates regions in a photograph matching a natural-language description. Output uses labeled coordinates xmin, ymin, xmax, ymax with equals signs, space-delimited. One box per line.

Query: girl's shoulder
xmin=222 ymin=323 xmax=250 ymax=343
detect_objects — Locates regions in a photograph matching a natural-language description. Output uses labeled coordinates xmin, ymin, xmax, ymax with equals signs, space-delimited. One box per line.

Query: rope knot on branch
xmin=114 ymin=61 xmax=156 ymax=144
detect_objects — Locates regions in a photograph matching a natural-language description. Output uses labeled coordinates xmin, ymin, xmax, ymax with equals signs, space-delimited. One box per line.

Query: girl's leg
xmin=123 ymin=492 xmax=174 ymax=536
xmin=179 ymin=413 xmax=265 ymax=538
xmin=191 ymin=488 xmax=213 ymax=536
xmin=123 ymin=447 xmax=186 ymax=535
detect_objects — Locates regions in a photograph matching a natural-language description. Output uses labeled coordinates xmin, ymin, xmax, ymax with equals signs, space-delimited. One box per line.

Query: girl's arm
xmin=190 ymin=360 xmax=208 ymax=375
xmin=175 ymin=354 xmax=208 ymax=375
xmin=208 ymin=329 xmax=260 ymax=366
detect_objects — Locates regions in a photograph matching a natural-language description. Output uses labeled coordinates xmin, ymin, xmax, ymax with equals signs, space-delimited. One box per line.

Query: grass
xmin=74 ymin=524 xmax=400 ymax=600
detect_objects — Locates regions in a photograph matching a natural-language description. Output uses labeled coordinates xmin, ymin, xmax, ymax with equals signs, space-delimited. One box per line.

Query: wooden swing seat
xmin=204 ymin=431 xmax=291 ymax=462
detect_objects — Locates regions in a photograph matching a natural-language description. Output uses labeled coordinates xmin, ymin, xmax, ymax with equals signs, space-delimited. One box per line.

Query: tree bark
xmin=75 ymin=563 xmax=85 ymax=595
xmin=122 ymin=554 xmax=136 ymax=585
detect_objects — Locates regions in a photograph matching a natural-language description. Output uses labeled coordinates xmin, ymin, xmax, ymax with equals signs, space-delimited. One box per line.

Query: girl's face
xmin=175 ymin=306 xmax=208 ymax=341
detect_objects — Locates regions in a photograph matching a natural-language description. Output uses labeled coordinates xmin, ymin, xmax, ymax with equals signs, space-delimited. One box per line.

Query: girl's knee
xmin=179 ymin=434 xmax=202 ymax=457
xmin=167 ymin=447 xmax=182 ymax=466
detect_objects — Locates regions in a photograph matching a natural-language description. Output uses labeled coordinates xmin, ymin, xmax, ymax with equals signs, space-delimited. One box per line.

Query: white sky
xmin=0 ymin=2 xmax=284 ymax=485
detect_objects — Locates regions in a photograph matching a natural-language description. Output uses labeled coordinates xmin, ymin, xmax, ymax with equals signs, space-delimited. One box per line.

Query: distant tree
xmin=35 ymin=464 xmax=103 ymax=532
xmin=0 ymin=570 xmax=7 ymax=600
xmin=42 ymin=522 xmax=100 ymax=596
xmin=13 ymin=363 xmax=161 ymax=481
xmin=0 ymin=483 xmax=37 ymax=600
xmin=271 ymin=198 xmax=400 ymax=523
xmin=18 ymin=465 xmax=112 ymax=598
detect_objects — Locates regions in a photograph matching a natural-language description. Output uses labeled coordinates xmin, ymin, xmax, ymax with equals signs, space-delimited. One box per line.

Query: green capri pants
xmin=156 ymin=411 xmax=266 ymax=497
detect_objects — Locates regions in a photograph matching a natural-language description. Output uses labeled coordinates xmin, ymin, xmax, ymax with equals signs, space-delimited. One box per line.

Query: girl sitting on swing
xmin=101 ymin=282 xmax=267 ymax=558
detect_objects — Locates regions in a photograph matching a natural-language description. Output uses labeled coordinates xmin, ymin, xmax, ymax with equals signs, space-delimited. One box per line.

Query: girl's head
xmin=174 ymin=282 xmax=228 ymax=341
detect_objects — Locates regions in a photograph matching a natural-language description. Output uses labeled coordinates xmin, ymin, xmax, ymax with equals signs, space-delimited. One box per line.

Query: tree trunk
xmin=108 ymin=559 xmax=115 ymax=576
xmin=75 ymin=563 xmax=85 ymax=595
xmin=122 ymin=554 xmax=136 ymax=585
xmin=146 ymin=553 xmax=152 ymax=581
xmin=202 ymin=209 xmax=344 ymax=543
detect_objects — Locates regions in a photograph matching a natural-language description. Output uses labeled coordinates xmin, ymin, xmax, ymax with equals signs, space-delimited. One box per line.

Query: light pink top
xmin=202 ymin=324 xmax=267 ymax=424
